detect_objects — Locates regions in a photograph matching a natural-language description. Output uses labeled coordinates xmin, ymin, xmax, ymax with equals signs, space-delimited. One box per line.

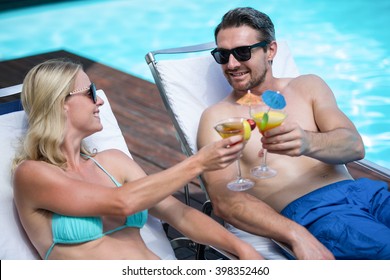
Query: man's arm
xmin=197 ymin=106 xmax=334 ymax=260
xmin=263 ymin=74 xmax=365 ymax=164
xmin=201 ymin=164 xmax=333 ymax=260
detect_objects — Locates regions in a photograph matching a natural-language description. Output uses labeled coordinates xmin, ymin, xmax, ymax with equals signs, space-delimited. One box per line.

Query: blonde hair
xmin=13 ymin=58 xmax=94 ymax=170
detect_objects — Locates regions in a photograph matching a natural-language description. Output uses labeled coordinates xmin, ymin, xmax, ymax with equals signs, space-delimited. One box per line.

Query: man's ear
xmin=267 ymin=40 xmax=277 ymax=61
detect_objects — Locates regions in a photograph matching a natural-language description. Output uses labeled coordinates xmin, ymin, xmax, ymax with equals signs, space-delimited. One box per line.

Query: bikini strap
xmin=44 ymin=242 xmax=56 ymax=260
xmin=80 ymin=153 xmax=122 ymax=187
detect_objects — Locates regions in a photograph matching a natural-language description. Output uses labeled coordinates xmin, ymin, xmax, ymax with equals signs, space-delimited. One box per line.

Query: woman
xmin=12 ymin=58 xmax=262 ymax=260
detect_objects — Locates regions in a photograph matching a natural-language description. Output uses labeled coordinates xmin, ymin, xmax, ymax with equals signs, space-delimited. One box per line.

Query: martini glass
xmin=250 ymin=105 xmax=287 ymax=179
xmin=214 ymin=117 xmax=255 ymax=191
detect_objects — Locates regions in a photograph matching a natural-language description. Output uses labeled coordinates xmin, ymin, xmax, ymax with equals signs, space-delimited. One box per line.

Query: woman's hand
xmin=196 ymin=135 xmax=244 ymax=171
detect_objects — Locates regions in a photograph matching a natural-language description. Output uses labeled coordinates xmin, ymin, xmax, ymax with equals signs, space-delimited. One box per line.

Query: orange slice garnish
xmin=236 ymin=90 xmax=263 ymax=106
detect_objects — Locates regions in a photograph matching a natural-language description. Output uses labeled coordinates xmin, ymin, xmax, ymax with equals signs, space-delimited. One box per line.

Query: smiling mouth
xmin=229 ymin=71 xmax=248 ymax=77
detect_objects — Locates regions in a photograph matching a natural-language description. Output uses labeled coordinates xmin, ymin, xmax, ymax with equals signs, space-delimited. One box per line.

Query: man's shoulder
xmin=201 ymin=98 xmax=236 ymax=119
xmin=282 ymin=74 xmax=327 ymax=92
xmin=202 ymin=100 xmax=228 ymax=113
xmin=288 ymin=74 xmax=324 ymax=84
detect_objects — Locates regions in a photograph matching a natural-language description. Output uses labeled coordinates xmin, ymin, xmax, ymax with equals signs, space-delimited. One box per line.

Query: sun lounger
xmin=0 ymin=85 xmax=176 ymax=260
xmin=145 ymin=40 xmax=390 ymax=259
xmin=145 ymin=40 xmax=299 ymax=259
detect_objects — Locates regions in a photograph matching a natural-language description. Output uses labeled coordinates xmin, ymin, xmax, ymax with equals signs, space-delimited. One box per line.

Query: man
xmin=197 ymin=7 xmax=390 ymax=259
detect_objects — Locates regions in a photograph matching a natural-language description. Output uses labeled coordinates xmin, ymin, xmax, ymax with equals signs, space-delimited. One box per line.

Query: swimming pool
xmin=1 ymin=0 xmax=389 ymax=169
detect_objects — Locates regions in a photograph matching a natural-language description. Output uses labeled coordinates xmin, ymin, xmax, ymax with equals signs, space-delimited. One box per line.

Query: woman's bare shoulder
xmin=93 ymin=149 xmax=134 ymax=165
xmin=94 ymin=149 xmax=145 ymax=181
xmin=14 ymin=160 xmax=59 ymax=181
xmin=13 ymin=160 xmax=66 ymax=207
xmin=96 ymin=148 xmax=129 ymax=157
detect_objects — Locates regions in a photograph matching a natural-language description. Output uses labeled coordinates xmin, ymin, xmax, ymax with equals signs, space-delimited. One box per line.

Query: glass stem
xmin=261 ymin=149 xmax=268 ymax=169
xmin=236 ymin=158 xmax=243 ymax=180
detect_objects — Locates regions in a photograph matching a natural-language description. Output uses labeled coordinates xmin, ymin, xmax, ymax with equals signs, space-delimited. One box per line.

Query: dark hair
xmin=214 ymin=7 xmax=275 ymax=44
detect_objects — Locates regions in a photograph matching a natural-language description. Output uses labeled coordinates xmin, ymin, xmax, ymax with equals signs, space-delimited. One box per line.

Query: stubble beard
xmin=246 ymin=67 xmax=267 ymax=92
xmin=228 ymin=63 xmax=268 ymax=96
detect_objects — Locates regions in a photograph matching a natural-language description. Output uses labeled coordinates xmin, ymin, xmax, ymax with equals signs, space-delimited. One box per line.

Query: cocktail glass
xmin=250 ymin=106 xmax=287 ymax=179
xmin=214 ymin=117 xmax=255 ymax=191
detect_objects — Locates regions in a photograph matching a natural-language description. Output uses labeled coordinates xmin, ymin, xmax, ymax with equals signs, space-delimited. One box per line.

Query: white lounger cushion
xmin=155 ymin=40 xmax=299 ymax=154
xmin=0 ymin=89 xmax=175 ymax=260
xmin=152 ymin=41 xmax=299 ymax=259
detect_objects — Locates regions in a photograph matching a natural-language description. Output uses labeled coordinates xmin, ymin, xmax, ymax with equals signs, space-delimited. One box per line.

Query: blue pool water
xmin=1 ymin=0 xmax=389 ymax=169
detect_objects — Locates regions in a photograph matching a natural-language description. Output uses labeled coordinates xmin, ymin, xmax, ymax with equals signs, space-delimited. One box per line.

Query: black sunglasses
xmin=68 ymin=82 xmax=97 ymax=103
xmin=211 ymin=41 xmax=269 ymax=64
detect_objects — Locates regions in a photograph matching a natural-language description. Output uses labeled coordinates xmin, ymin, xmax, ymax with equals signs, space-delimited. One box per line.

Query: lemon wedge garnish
xmin=260 ymin=112 xmax=269 ymax=131
xmin=242 ymin=119 xmax=252 ymax=141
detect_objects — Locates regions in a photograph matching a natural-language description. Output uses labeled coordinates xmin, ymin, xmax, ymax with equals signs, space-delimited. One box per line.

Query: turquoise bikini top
xmin=44 ymin=155 xmax=148 ymax=260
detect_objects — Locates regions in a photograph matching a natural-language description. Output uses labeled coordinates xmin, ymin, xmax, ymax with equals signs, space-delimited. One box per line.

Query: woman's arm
xmin=150 ymin=196 xmax=263 ymax=260
xmin=13 ymin=135 xmax=244 ymax=218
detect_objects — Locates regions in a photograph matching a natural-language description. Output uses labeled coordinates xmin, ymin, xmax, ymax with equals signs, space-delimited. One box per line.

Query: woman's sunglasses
xmin=211 ymin=41 xmax=269 ymax=64
xmin=68 ymin=82 xmax=97 ymax=103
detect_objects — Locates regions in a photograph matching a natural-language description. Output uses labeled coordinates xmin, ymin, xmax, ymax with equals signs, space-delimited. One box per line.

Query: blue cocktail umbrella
xmin=262 ymin=90 xmax=286 ymax=109
xmin=259 ymin=90 xmax=286 ymax=130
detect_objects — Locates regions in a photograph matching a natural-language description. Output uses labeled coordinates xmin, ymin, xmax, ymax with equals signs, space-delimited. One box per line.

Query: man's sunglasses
xmin=68 ymin=82 xmax=97 ymax=103
xmin=211 ymin=41 xmax=269 ymax=64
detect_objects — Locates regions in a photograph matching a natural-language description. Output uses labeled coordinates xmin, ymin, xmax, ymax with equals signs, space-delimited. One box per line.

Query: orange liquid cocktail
xmin=214 ymin=118 xmax=254 ymax=191
xmin=250 ymin=108 xmax=287 ymax=179
xmin=252 ymin=111 xmax=287 ymax=132
xmin=248 ymin=90 xmax=287 ymax=179
xmin=215 ymin=121 xmax=243 ymax=138
xmin=214 ymin=118 xmax=252 ymax=141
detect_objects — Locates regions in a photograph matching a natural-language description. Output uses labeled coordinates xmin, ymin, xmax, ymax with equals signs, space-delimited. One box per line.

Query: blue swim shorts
xmin=281 ymin=178 xmax=390 ymax=259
